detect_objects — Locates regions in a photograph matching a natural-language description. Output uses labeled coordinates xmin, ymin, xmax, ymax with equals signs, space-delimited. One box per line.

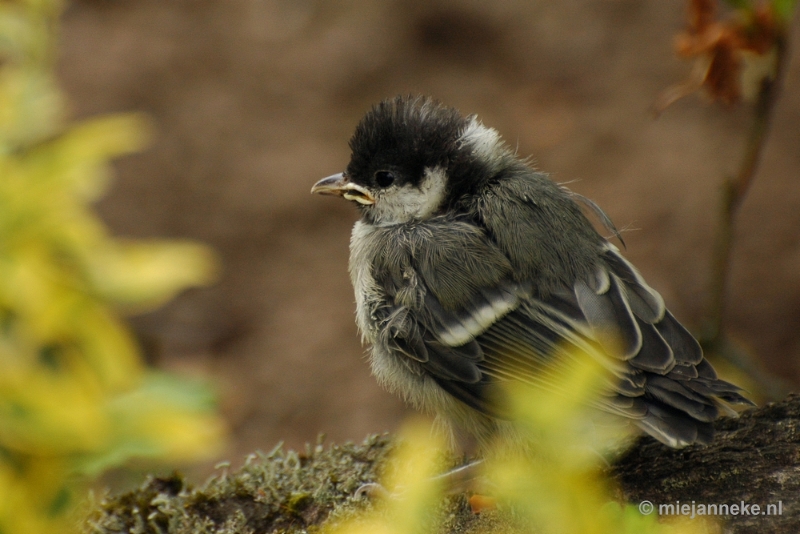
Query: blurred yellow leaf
xmin=67 ymin=304 xmax=142 ymax=391
xmin=0 ymin=66 xmax=62 ymax=148
xmin=36 ymin=113 xmax=153 ymax=201
xmin=86 ymin=240 xmax=219 ymax=311
xmin=0 ymin=3 xmax=43 ymax=62
xmin=324 ymin=418 xmax=447 ymax=534
xmin=0 ymin=457 xmax=75 ymax=534
xmin=74 ymin=373 xmax=227 ymax=476
xmin=0 ymin=365 xmax=109 ymax=454
xmin=484 ymin=345 xmax=713 ymax=534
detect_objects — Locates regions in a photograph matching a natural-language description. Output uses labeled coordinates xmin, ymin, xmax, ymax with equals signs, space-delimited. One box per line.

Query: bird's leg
xmin=355 ymin=459 xmax=485 ymax=500
xmin=354 ymin=482 xmax=394 ymax=500
xmin=432 ymin=458 xmax=485 ymax=495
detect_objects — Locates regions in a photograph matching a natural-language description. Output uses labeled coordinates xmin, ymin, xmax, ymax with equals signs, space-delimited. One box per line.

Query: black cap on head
xmin=346 ymin=96 xmax=469 ymax=190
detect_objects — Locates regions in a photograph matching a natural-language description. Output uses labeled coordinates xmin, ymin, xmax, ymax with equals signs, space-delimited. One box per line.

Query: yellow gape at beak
xmin=311 ymin=173 xmax=375 ymax=205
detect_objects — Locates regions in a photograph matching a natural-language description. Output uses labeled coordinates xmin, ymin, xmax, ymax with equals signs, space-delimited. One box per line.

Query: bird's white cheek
xmin=370 ymin=166 xmax=447 ymax=225
xmin=413 ymin=166 xmax=448 ymax=219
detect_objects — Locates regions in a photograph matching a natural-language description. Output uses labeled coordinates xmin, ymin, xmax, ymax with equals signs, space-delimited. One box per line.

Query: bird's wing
xmin=400 ymin=237 xmax=750 ymax=447
xmin=475 ymin=252 xmax=745 ymax=446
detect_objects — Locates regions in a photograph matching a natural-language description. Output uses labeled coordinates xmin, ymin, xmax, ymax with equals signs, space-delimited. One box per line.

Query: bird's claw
xmin=355 ymin=482 xmax=394 ymax=500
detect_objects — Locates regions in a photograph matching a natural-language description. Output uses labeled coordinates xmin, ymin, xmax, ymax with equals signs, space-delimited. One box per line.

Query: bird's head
xmin=312 ymin=96 xmax=511 ymax=225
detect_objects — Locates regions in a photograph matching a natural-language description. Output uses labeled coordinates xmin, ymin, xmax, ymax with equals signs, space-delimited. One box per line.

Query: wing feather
xmin=574 ymin=274 xmax=642 ymax=359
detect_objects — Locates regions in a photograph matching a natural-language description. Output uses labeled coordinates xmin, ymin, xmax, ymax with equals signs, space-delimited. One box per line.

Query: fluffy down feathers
xmin=335 ymin=96 xmax=752 ymax=449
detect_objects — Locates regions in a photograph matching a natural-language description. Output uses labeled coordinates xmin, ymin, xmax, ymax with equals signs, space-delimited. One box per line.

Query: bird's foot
xmin=354 ymin=459 xmax=486 ymax=501
xmin=355 ymin=482 xmax=395 ymax=500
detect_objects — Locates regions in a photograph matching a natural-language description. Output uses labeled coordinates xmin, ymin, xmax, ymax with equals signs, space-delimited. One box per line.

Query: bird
xmin=311 ymin=95 xmax=751 ymax=451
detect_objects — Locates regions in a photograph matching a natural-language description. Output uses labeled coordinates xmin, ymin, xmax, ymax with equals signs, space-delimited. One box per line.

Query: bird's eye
xmin=374 ymin=171 xmax=395 ymax=188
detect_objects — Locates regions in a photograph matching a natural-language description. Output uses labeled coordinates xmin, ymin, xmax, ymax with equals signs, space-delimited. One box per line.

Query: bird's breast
xmin=348 ymin=221 xmax=386 ymax=344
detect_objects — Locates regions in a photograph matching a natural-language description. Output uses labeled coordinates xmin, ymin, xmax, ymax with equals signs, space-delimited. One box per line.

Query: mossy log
xmin=84 ymin=395 xmax=800 ymax=534
xmin=611 ymin=393 xmax=800 ymax=534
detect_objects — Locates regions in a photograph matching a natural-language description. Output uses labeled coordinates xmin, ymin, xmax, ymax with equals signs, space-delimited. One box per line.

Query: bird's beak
xmin=311 ymin=173 xmax=375 ymax=205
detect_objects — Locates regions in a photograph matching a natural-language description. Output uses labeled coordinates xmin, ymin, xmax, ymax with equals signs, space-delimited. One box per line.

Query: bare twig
xmin=701 ymin=33 xmax=790 ymax=396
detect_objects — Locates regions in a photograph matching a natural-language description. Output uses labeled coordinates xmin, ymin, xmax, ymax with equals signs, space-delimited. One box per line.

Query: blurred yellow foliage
xmin=486 ymin=355 xmax=712 ymax=534
xmin=323 ymin=418 xmax=448 ymax=534
xmin=0 ymin=1 xmax=226 ymax=533
xmin=325 ymin=353 xmax=714 ymax=534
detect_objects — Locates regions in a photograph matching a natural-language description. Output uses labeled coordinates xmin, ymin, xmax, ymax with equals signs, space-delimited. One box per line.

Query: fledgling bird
xmin=312 ymin=95 xmax=750 ymax=450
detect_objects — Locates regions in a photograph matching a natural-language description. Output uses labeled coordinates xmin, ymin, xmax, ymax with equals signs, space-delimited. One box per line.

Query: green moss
xmin=82 ymin=433 xmax=536 ymax=534
xmin=83 ymin=435 xmax=393 ymax=534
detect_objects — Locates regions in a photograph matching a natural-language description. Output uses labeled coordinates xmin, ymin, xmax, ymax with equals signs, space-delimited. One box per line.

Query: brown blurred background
xmin=57 ymin=0 xmax=800 ymax=471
